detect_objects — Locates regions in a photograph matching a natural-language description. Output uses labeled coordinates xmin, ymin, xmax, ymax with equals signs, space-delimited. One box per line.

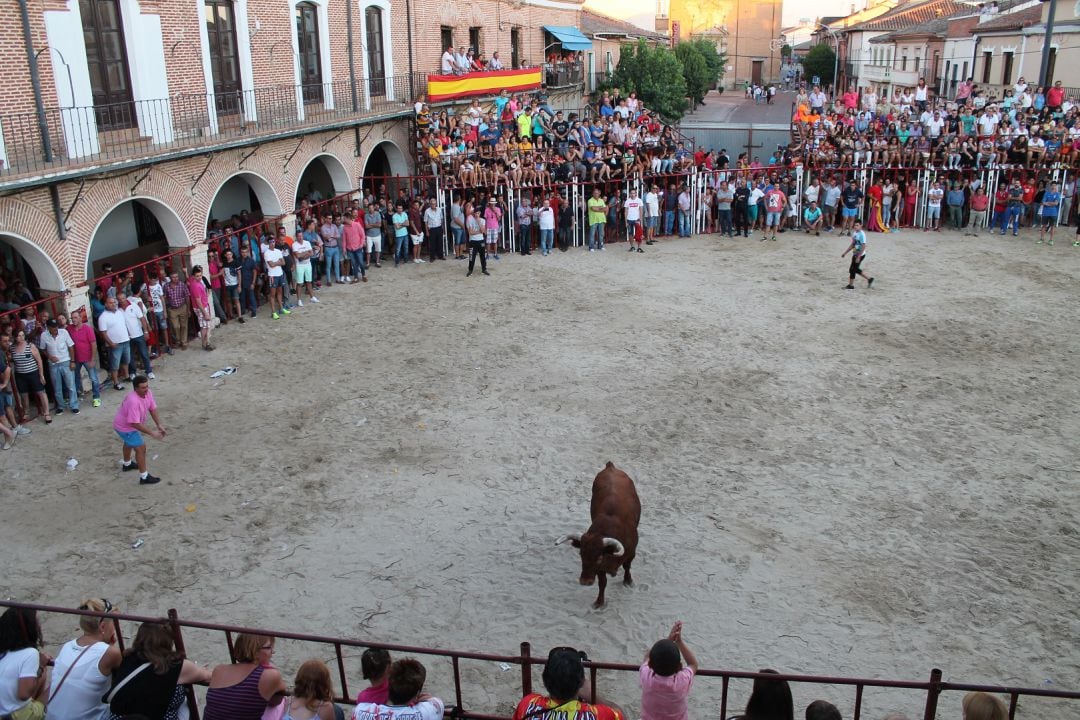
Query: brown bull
xmin=556 ymin=461 xmax=641 ymax=607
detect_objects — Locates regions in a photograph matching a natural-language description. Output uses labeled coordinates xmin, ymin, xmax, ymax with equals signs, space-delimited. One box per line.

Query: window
xmin=366 ymin=6 xmax=386 ymax=96
xmin=80 ymin=0 xmax=135 ymax=129
xmin=295 ymin=2 xmax=323 ymax=104
xmin=982 ymin=50 xmax=992 ymax=84
xmin=440 ymin=26 xmax=453 ymax=53
xmin=469 ymin=27 xmax=481 ymax=55
xmin=1001 ymin=51 xmax=1013 ymax=85
xmin=205 ymin=0 xmax=241 ymax=116
xmin=914 ymin=56 xmax=920 ymax=72
xmin=962 ymin=61 xmax=968 ymax=82
xmin=933 ymin=51 xmax=940 ymax=85
xmin=511 ymin=28 xmax=521 ymax=69
xmin=901 ymin=55 xmax=907 ymax=71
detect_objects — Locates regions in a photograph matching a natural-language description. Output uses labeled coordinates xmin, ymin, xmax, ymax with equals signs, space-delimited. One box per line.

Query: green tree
xmin=675 ymin=42 xmax=711 ymax=109
xmin=781 ymin=43 xmax=792 ymax=58
xmin=689 ymin=38 xmax=726 ymax=88
xmin=612 ymin=39 xmax=688 ymax=122
xmin=802 ymin=43 xmax=836 ymax=87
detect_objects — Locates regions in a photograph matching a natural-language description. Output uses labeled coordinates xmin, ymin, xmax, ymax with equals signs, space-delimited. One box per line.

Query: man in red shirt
xmin=1047 ymin=81 xmax=1065 ymax=112
xmin=68 ymin=309 xmax=101 ymax=407
xmin=511 ymin=648 xmax=623 ymax=720
xmin=992 ymin=185 xmax=1010 ymax=234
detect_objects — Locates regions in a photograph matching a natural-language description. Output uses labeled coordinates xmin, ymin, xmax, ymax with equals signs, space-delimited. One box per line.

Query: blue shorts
xmin=270 ymin=275 xmax=287 ymax=288
xmin=766 ymin=211 xmax=782 ymax=226
xmin=842 ymin=207 xmax=859 ymax=218
xmin=926 ymin=205 xmax=941 ymax=219
xmin=0 ymin=392 xmax=11 ymax=412
xmin=645 ymin=216 xmax=658 ymax=229
xmin=116 ymin=429 xmax=144 ymax=447
xmin=109 ymin=343 xmax=131 ymax=371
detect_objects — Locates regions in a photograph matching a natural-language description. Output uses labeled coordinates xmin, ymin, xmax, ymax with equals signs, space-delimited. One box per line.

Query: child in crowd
xmin=640 ymin=621 xmax=698 ymax=720
xmin=356 ymin=648 xmax=392 ymax=704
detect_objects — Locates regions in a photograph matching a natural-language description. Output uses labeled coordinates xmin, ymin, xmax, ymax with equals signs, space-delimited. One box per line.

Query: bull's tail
xmin=605 ymin=460 xmax=614 ymax=469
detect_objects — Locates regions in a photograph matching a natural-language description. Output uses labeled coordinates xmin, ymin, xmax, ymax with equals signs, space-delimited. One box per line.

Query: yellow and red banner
xmin=426 ymin=68 xmax=542 ymax=103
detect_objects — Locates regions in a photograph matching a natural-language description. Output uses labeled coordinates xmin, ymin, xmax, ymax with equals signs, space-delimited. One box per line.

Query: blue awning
xmin=543 ymin=26 xmax=593 ymax=51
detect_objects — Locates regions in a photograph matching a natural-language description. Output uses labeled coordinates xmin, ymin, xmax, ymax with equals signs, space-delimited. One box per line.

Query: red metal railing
xmin=0 ymin=290 xmax=69 ymax=328
xmin=2 ymin=600 xmax=1078 ymax=720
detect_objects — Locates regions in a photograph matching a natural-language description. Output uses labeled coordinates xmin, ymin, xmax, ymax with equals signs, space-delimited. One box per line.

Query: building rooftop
xmin=581 ymin=9 xmax=668 ymax=40
xmin=869 ymin=15 xmax=952 ymax=40
xmin=845 ymin=0 xmax=968 ymax=31
xmin=972 ymin=3 xmax=1043 ymax=31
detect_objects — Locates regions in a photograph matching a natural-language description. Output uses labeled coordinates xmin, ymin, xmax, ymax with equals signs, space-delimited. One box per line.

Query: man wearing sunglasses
xmin=512 ymin=647 xmax=623 ymax=720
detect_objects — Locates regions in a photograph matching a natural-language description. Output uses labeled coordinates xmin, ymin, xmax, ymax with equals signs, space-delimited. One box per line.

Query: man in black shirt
xmin=733 ymin=180 xmax=751 ymax=238
xmin=551 ymin=111 xmax=570 ymax=157
xmin=840 ymin=179 xmax=863 ymax=234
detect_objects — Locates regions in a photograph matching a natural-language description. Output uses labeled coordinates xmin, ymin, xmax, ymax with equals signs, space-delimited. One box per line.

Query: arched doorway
xmin=206 ymin=171 xmax=284 ymax=235
xmin=86 ymin=198 xmax=189 ymax=278
xmin=295 ymin=153 xmax=351 ymax=208
xmin=362 ymin=140 xmax=408 ymax=180
xmin=0 ymin=233 xmax=66 ymax=307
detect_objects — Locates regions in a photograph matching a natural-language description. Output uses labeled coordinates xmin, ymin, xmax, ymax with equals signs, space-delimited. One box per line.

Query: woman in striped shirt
xmin=10 ymin=328 xmax=49 ymax=424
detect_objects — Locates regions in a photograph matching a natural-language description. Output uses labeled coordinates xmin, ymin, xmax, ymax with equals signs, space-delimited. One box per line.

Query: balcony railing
xmin=0 ymin=73 xmax=428 ymax=181
xmin=544 ymin=61 xmax=584 ymax=89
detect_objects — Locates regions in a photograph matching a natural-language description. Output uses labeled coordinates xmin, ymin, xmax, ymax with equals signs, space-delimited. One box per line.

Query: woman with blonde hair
xmin=45 ymin=598 xmax=123 ymax=720
xmin=961 ymin=692 xmax=1008 ymax=720
xmin=202 ymin=633 xmax=287 ymax=720
xmin=282 ymin=660 xmax=337 ymax=720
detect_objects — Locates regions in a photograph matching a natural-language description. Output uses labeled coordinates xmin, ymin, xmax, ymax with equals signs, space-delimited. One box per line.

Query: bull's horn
xmin=555 ymin=533 xmax=582 ymax=546
xmin=602 ymin=538 xmax=625 ymax=556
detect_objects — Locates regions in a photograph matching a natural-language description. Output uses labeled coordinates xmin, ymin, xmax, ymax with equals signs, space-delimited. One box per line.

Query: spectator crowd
xmin=0 ymin=605 xmax=1017 ymax=720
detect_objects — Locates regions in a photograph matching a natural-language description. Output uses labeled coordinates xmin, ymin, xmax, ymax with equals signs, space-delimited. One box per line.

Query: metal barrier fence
xmin=0 ymin=291 xmax=69 ymax=329
xmin=1 ymin=600 xmax=1078 ymax=720
xmin=0 ymin=75 xmax=420 ymax=177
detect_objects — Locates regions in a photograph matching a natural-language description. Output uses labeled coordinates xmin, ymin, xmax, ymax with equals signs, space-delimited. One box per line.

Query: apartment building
xmin=0 ymin=0 xmax=587 ymax=313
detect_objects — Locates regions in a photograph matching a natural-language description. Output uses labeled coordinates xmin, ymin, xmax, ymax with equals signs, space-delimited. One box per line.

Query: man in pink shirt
xmin=113 ymin=375 xmax=166 ymax=484
xmin=187 ymin=266 xmax=214 ymax=351
xmin=67 ymin=310 xmax=101 ymax=408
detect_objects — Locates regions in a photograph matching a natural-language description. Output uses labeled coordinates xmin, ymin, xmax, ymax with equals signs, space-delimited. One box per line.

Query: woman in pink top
xmin=639 ymin=621 xmax=697 ymax=720
xmin=354 ymin=648 xmax=391 ymax=704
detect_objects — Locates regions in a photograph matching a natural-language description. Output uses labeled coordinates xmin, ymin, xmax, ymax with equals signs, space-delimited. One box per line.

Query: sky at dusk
xmin=583 ymin=0 xmax=859 ymax=32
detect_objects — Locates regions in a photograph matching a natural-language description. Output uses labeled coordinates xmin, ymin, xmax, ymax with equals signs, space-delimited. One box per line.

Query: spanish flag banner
xmin=426 ymin=68 xmax=543 ymax=103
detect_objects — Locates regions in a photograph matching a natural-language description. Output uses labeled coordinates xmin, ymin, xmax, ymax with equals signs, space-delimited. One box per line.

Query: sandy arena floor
xmin=2 ymin=228 xmax=1078 ymax=720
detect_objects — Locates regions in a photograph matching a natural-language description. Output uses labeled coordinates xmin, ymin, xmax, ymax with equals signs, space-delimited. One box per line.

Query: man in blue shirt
xmin=946 ymin=183 xmax=966 ymax=230
xmin=1038 ymin=182 xmax=1061 ymax=246
xmin=803 ymin=200 xmax=823 ymax=235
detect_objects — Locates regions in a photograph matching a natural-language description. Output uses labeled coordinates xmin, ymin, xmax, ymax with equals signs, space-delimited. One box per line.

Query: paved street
xmin=683 ymin=87 xmax=798 ymax=124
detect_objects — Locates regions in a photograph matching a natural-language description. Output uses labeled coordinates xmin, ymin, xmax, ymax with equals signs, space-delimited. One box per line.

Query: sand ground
xmin=2 ymin=226 xmax=1078 ymax=720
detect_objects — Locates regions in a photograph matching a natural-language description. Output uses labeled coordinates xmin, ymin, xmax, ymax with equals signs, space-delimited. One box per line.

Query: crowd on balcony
xmin=0 ymin=605 xmax=1017 ymax=720
xmin=440 ymin=45 xmax=509 ymax=75
xmin=791 ymin=77 xmax=1080 ymax=172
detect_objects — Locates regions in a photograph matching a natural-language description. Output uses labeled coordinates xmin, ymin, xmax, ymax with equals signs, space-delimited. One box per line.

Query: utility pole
xmin=1038 ymin=0 xmax=1057 ymax=87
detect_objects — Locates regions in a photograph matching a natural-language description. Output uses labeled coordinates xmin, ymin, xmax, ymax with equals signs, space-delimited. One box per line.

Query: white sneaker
xmin=418 ymin=259 xmax=426 ymax=263
xmin=311 ymin=296 xmax=320 ymax=303
xmin=15 ymin=425 xmax=30 ymax=436
xmin=343 ymin=276 xmax=351 ymax=282
xmin=297 ymin=299 xmax=304 ymax=307
xmin=148 ymin=372 xmax=156 ymax=380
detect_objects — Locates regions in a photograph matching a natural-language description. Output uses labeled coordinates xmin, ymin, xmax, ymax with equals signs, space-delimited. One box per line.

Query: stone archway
xmin=0 ymin=232 xmax=66 ymax=295
xmin=206 ymin=170 xmax=285 ymax=233
xmin=362 ymin=140 xmax=409 ymax=180
xmin=295 ymin=152 xmax=353 ymax=207
xmin=85 ymin=197 xmax=190 ymax=278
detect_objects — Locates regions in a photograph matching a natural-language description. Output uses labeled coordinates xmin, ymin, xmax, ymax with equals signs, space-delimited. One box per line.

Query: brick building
xmin=0 ymin=0 xmax=587 ymax=313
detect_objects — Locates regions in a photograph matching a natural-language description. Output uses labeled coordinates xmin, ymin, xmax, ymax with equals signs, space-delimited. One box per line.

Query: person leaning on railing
xmin=202 ymin=632 xmax=287 ymax=720
xmin=44 ymin=598 xmax=123 ymax=720
xmin=352 ymin=658 xmax=443 ymax=720
xmin=102 ymin=621 xmax=211 ymax=720
xmin=512 ymin=647 xmax=624 ymax=720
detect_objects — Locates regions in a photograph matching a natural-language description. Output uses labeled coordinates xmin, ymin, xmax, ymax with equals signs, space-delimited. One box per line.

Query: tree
xmin=802 ymin=43 xmax=836 ymax=87
xmin=781 ymin=43 xmax=792 ymax=59
xmin=675 ymin=42 xmax=711 ymax=109
xmin=688 ymin=38 xmax=726 ymax=88
xmin=612 ymin=40 xmax=689 ymax=122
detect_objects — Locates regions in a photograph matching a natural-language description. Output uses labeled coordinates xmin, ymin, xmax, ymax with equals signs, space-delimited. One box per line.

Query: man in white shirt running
xmin=624 ymin=189 xmax=645 ymax=252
